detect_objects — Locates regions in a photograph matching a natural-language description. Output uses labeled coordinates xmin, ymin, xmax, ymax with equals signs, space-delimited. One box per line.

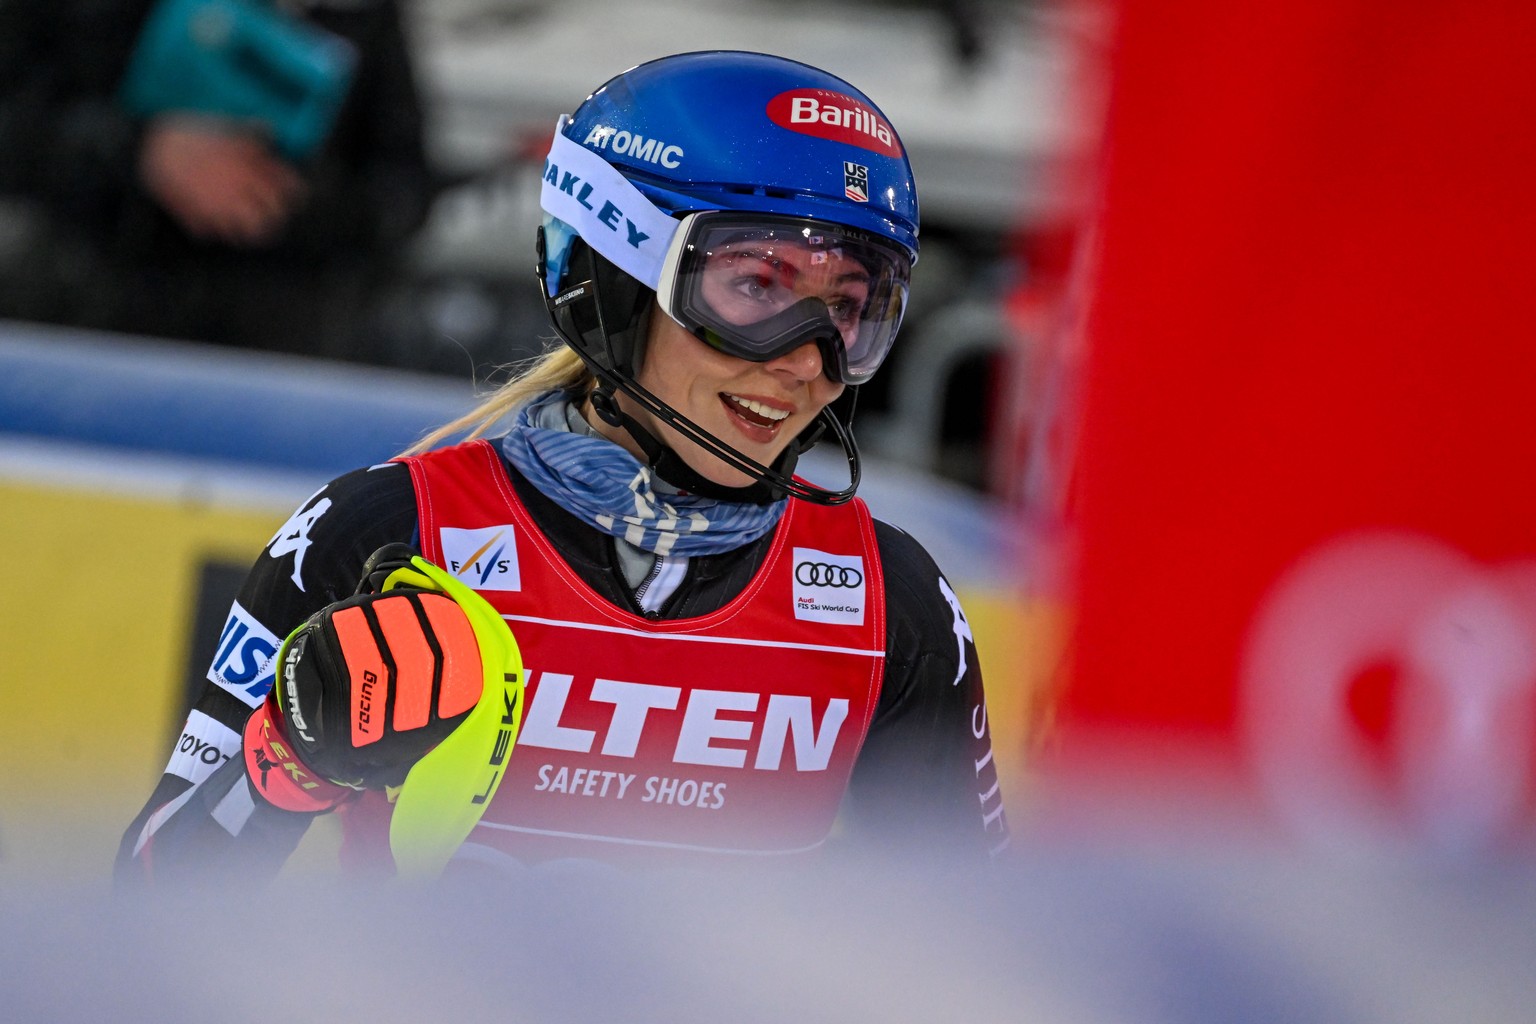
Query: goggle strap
xmin=540 ymin=116 xmax=679 ymax=291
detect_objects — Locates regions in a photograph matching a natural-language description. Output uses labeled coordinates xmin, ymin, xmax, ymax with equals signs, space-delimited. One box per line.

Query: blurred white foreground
xmin=3 ymin=840 xmax=1533 ymax=1024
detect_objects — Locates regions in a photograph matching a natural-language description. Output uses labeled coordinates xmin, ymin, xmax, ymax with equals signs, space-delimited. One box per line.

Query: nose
xmin=765 ymin=340 xmax=825 ymax=382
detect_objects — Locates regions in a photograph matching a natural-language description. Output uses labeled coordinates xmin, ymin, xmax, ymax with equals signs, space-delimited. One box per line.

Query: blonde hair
xmin=402 ymin=345 xmax=595 ymax=456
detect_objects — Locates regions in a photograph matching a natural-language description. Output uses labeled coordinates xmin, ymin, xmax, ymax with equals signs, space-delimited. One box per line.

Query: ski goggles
xmin=654 ymin=212 xmax=910 ymax=385
xmin=540 ymin=117 xmax=912 ymax=385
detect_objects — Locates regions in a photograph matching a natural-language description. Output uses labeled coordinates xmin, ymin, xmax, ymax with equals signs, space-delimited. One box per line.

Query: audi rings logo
xmin=796 ymin=561 xmax=864 ymax=588
xmin=792 ymin=547 xmax=867 ymax=625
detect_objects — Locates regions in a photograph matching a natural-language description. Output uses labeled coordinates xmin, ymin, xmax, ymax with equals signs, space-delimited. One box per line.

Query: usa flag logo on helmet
xmin=843 ymin=161 xmax=869 ymax=202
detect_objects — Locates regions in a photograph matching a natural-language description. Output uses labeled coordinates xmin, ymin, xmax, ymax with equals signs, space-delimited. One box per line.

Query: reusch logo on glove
xmin=282 ymin=632 xmax=318 ymax=744
xmin=766 ymin=89 xmax=902 ymax=158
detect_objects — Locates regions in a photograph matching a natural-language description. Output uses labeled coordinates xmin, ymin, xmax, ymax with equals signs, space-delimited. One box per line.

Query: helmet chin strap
xmin=584 ymin=367 xmax=860 ymax=506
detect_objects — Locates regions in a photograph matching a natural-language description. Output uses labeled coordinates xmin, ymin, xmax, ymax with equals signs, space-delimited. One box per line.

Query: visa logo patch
xmin=792 ymin=547 xmax=867 ymax=626
xmin=442 ymin=525 xmax=522 ymax=592
xmin=208 ymin=600 xmax=281 ymax=706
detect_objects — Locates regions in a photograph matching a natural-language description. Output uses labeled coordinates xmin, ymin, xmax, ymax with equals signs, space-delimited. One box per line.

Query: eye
xmin=745 ymin=271 xmax=775 ymax=297
xmin=728 ymin=256 xmax=790 ymax=302
xmin=826 ymin=293 xmax=867 ymax=327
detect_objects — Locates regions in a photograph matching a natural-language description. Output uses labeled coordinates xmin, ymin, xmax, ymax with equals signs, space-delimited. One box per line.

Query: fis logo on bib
xmin=792 ymin=547 xmax=867 ymax=625
xmin=441 ymin=525 xmax=522 ymax=591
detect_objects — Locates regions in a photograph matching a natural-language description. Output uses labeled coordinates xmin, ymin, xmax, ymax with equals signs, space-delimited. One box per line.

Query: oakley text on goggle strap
xmin=540 ymin=116 xmax=680 ymax=292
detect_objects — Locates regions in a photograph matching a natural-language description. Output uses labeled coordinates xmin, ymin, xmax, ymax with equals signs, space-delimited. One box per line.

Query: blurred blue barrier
xmin=0 ymin=321 xmax=480 ymax=476
xmin=0 ymin=318 xmax=1021 ymax=588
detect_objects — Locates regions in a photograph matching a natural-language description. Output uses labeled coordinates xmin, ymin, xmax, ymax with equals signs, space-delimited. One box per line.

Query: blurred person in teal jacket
xmin=0 ymin=0 xmax=435 ymax=361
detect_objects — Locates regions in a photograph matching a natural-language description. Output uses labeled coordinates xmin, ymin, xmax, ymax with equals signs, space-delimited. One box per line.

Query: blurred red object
xmin=1031 ymin=1 xmax=1536 ymax=853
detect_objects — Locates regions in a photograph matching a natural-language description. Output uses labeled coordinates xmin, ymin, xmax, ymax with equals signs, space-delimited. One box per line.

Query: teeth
xmin=726 ymin=394 xmax=790 ymax=422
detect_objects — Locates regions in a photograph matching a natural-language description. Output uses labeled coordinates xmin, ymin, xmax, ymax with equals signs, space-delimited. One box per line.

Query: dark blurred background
xmin=0 ymin=0 xmax=1101 ymax=495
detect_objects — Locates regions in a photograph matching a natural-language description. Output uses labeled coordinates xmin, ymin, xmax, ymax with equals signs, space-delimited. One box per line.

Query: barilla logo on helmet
xmin=766 ymin=89 xmax=902 ymax=158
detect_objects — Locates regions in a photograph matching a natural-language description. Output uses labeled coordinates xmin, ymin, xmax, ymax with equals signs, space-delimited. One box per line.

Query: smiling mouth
xmin=722 ymin=393 xmax=790 ymax=427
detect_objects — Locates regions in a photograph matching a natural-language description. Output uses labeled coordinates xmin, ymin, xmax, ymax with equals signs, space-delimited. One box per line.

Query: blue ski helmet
xmin=536 ymin=51 xmax=920 ymax=505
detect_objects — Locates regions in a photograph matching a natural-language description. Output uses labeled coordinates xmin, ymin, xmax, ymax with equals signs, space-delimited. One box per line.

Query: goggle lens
xmin=658 ymin=214 xmax=911 ymax=384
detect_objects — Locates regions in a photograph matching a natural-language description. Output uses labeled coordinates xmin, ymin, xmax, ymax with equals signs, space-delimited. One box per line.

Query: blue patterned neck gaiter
xmin=499 ymin=391 xmax=786 ymax=557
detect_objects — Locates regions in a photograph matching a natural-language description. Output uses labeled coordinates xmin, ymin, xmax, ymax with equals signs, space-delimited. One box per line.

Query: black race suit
xmin=116 ymin=452 xmax=1010 ymax=883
